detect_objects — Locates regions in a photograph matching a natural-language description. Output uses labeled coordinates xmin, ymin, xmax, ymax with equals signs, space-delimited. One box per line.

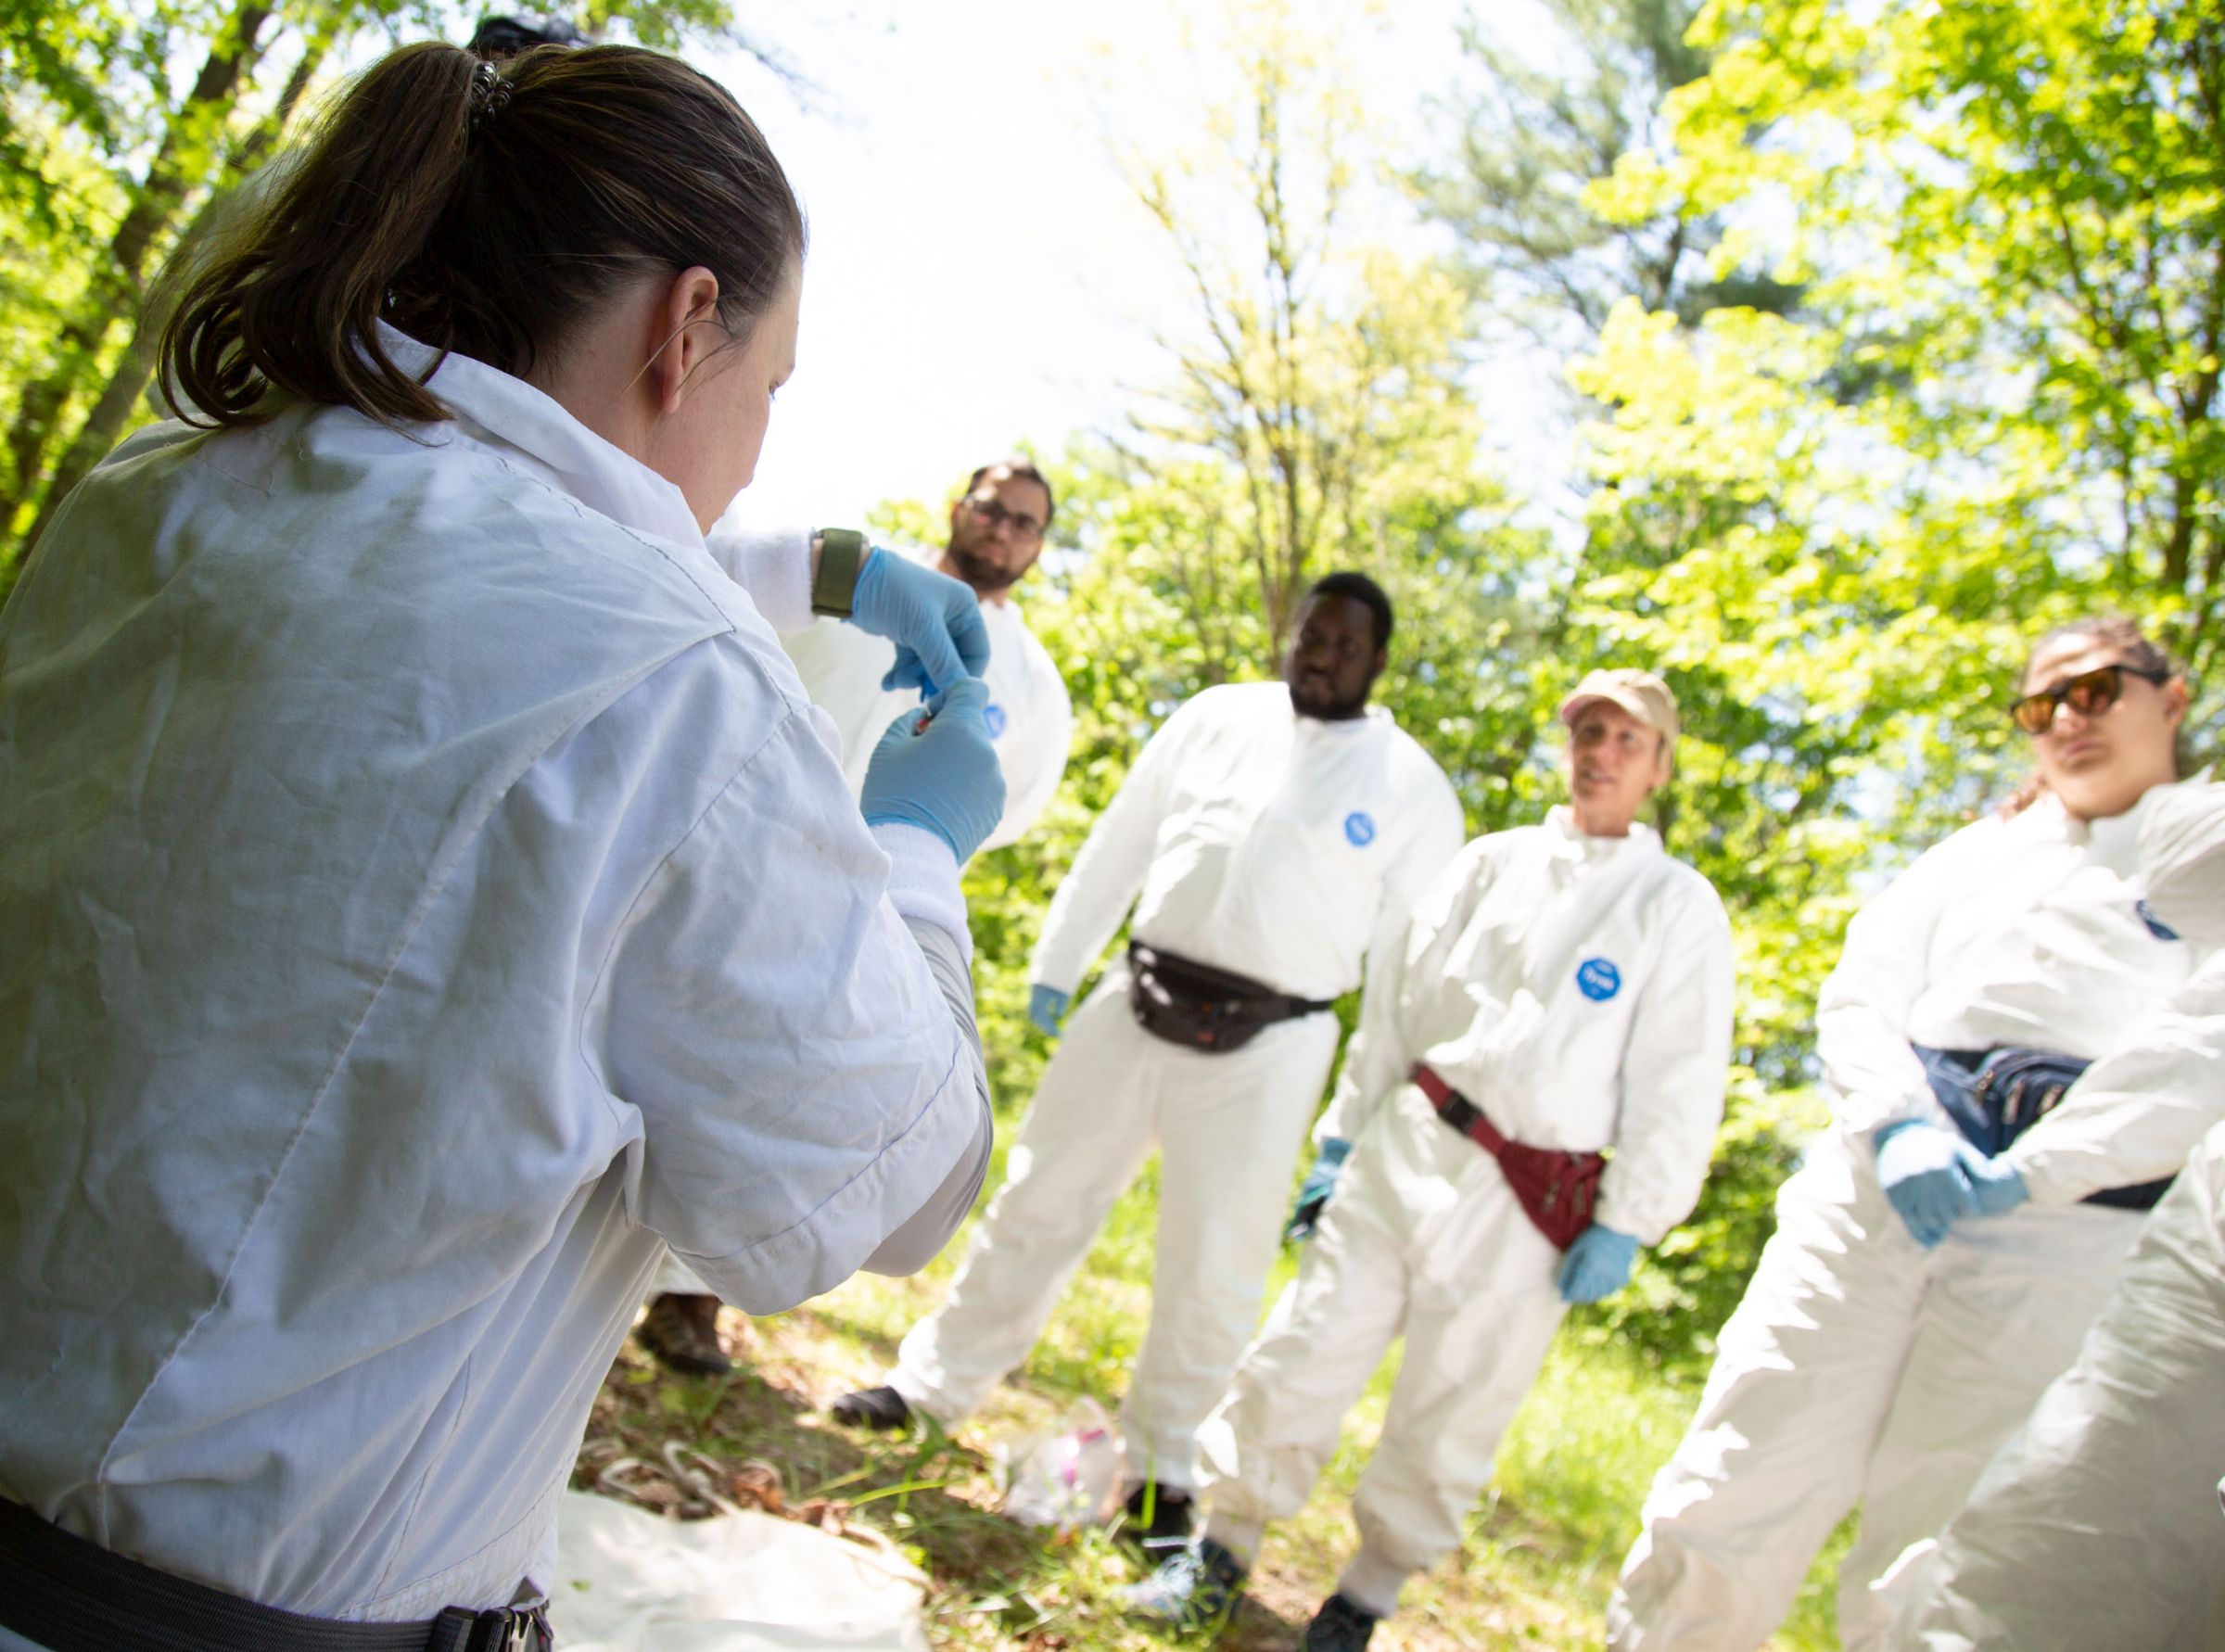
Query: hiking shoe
xmin=636 ymin=1292 xmax=731 ymax=1378
xmin=1119 ymin=1537 xmax=1247 ymax=1632
xmin=1300 ymin=1593 xmax=1381 ymax=1650
xmin=1120 ymin=1481 xmax=1195 ymax=1552
xmin=829 ymin=1384 xmax=914 ymax=1430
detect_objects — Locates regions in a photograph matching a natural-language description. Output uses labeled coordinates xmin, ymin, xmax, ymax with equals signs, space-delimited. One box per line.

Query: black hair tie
xmin=467 ymin=59 xmax=513 ymax=128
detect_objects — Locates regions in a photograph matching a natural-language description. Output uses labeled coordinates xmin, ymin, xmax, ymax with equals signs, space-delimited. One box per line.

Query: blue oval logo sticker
xmin=1576 ymin=958 xmax=1621 ymax=1001
xmin=984 ymin=703 xmax=1008 ymax=740
xmin=1344 ymin=810 xmax=1377 ymax=847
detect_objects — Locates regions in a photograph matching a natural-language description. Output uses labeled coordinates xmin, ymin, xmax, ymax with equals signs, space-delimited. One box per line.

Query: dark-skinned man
xmin=832 ymin=573 xmax=1463 ymax=1550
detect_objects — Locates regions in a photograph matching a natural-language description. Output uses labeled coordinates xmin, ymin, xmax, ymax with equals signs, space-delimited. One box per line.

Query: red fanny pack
xmin=1409 ymin=1062 xmax=1604 ymax=1252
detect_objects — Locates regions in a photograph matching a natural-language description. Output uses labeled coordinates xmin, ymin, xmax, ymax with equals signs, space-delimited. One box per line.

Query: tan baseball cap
xmin=1558 ymin=667 xmax=1680 ymax=745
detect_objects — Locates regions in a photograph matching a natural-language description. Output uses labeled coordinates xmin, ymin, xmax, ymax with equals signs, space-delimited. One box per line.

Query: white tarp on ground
xmin=547 ymin=1490 xmax=930 ymax=1651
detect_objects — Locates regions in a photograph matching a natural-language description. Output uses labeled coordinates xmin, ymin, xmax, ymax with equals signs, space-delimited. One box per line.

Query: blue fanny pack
xmin=1914 ymin=1044 xmax=2174 ymax=1211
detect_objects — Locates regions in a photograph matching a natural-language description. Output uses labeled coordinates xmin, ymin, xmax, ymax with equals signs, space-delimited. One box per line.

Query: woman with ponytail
xmin=0 ymin=41 xmax=1001 ymax=1648
xmin=1610 ymin=615 xmax=2221 ymax=1651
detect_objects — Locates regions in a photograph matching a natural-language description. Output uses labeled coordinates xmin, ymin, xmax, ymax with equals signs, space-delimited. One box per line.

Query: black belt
xmin=0 ymin=1497 xmax=552 ymax=1652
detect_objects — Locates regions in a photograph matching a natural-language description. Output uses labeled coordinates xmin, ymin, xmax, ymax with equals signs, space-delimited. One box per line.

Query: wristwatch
xmin=809 ymin=527 xmax=868 ymax=618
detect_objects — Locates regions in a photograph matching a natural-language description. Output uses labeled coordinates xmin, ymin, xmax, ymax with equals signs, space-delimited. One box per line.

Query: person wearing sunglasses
xmin=1905 ymin=773 xmax=2225 ymax=1649
xmin=639 ymin=460 xmax=1074 ymax=1378
xmin=1610 ymin=615 xmax=2219 ymax=1652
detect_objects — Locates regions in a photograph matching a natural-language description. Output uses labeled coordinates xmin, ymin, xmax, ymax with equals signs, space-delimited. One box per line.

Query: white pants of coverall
xmin=1193 ymin=1081 xmax=1569 ymax=1617
xmin=888 ymin=968 xmax=1341 ymax=1486
xmin=1906 ymin=1127 xmax=2225 ymax=1651
xmin=1608 ymin=1128 xmax=2142 ymax=1652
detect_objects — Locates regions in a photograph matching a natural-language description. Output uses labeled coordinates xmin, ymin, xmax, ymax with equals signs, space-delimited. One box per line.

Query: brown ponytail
xmin=160 ymin=42 xmax=805 ymax=428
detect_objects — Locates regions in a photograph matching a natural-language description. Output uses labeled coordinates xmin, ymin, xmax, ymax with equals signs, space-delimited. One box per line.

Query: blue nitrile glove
xmin=849 ymin=549 xmax=992 ymax=697
xmin=860 ymin=676 xmax=1006 ymax=861
xmin=1557 ymin=1225 xmax=1640 ymax=1303
xmin=1029 ymin=984 xmax=1071 ymax=1038
xmin=1874 ymin=1121 xmax=1981 ymax=1248
xmin=1962 ymin=1150 xmax=2030 ymax=1218
xmin=1284 ymin=1138 xmax=1352 ymax=1242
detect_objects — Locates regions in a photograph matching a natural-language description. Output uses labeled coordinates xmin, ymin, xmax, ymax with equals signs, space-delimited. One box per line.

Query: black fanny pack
xmin=1126 ymin=940 xmax=1336 ymax=1054
xmin=1914 ymin=1044 xmax=2174 ymax=1212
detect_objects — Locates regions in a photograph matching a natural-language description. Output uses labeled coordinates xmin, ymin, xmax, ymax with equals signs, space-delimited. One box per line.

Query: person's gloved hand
xmin=1557 ymin=1225 xmax=1639 ymax=1303
xmin=1284 ymin=1138 xmax=1352 ymax=1242
xmin=848 ymin=549 xmax=991 ymax=696
xmin=860 ymin=677 xmax=1006 ymax=861
xmin=1962 ymin=1150 xmax=2030 ymax=1218
xmin=1874 ymin=1121 xmax=1980 ymax=1248
xmin=1029 ymin=984 xmax=1071 ymax=1038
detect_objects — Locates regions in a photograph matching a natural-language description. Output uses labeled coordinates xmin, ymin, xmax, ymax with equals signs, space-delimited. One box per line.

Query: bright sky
xmin=704 ymin=0 xmax=1570 ymax=540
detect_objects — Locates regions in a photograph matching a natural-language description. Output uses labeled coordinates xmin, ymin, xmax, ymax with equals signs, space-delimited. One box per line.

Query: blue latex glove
xmin=1963 ymin=1150 xmax=2030 ymax=1217
xmin=1284 ymin=1138 xmax=1352 ymax=1241
xmin=859 ymin=677 xmax=1006 ymax=861
xmin=1557 ymin=1225 xmax=1640 ymax=1303
xmin=1874 ymin=1121 xmax=1980 ymax=1248
xmin=848 ymin=549 xmax=992 ymax=697
xmin=1029 ymin=984 xmax=1071 ymax=1038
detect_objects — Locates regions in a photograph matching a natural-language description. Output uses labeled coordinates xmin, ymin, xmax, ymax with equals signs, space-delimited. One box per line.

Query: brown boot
xmin=637 ymin=1292 xmax=732 ymax=1377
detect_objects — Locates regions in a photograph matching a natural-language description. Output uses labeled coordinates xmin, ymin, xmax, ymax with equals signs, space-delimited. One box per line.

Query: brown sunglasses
xmin=2010 ymin=663 xmax=2170 ymax=735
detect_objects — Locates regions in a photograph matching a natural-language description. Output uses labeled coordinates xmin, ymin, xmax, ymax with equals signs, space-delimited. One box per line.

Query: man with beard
xmin=775 ymin=459 xmax=1073 ymax=852
xmin=830 ymin=574 xmax=1465 ymax=1553
xmin=634 ymin=459 xmax=1074 ymax=1378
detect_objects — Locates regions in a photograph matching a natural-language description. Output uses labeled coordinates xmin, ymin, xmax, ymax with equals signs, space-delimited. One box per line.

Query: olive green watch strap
xmin=810 ymin=527 xmax=868 ymax=618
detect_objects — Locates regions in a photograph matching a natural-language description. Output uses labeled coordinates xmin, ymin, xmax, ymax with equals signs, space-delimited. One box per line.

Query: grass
xmin=577 ymin=1151 xmax=1854 ymax=1650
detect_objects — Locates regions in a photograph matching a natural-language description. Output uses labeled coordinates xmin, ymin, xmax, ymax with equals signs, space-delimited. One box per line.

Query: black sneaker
xmin=1121 ymin=1481 xmax=1195 ymax=1552
xmin=1118 ymin=1536 xmax=1247 ymax=1632
xmin=1300 ymin=1593 xmax=1380 ymax=1650
xmin=636 ymin=1292 xmax=732 ymax=1378
xmin=829 ymin=1384 xmax=913 ymax=1430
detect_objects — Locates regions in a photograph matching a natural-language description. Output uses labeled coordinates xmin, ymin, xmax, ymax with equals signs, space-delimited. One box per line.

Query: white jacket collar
xmin=376 ymin=323 xmax=705 ymax=552
xmin=1545 ymin=804 xmax=1663 ymax=863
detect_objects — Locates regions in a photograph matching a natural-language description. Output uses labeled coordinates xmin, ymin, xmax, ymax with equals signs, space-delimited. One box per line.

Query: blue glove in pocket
xmin=1285 ymin=1138 xmax=1352 ymax=1242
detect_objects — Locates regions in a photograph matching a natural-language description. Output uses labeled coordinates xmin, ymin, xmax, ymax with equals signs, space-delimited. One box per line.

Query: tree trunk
xmin=13 ymin=30 xmax=325 ymax=570
xmin=2 ymin=0 xmax=274 ymax=541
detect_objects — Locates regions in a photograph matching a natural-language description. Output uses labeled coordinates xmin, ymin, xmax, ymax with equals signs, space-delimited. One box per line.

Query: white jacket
xmin=2004 ymin=779 xmax=2225 ymax=1203
xmin=1316 ymin=809 xmax=1736 ymax=1245
xmin=1028 ymin=680 xmax=1464 ymax=1004
xmin=1814 ymin=781 xmax=2204 ymax=1139
xmin=0 ymin=334 xmax=989 ymax=1621
xmin=723 ymin=538 xmax=1073 ymax=850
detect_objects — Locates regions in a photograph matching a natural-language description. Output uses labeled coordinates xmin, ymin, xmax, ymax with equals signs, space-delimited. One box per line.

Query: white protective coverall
xmin=1191 ymin=809 xmax=1734 ymax=1616
xmin=885 ymin=680 xmax=1465 ymax=1485
xmin=1903 ymin=780 xmax=2225 ymax=1650
xmin=0 ymin=331 xmax=991 ymax=1634
xmin=650 ymin=539 xmax=1068 ymax=1303
xmin=1609 ymin=777 xmax=2217 ymax=1652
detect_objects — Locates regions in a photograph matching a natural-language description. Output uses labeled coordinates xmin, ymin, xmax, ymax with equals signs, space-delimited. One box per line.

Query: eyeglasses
xmin=963 ymin=495 xmax=1045 ymax=540
xmin=2009 ymin=663 xmax=2170 ymax=735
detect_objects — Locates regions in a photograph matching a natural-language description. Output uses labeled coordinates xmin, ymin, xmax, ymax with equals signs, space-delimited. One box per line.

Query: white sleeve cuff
xmin=706 ymin=526 xmax=814 ymax=635
xmin=872 ymin=821 xmax=971 ymax=964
